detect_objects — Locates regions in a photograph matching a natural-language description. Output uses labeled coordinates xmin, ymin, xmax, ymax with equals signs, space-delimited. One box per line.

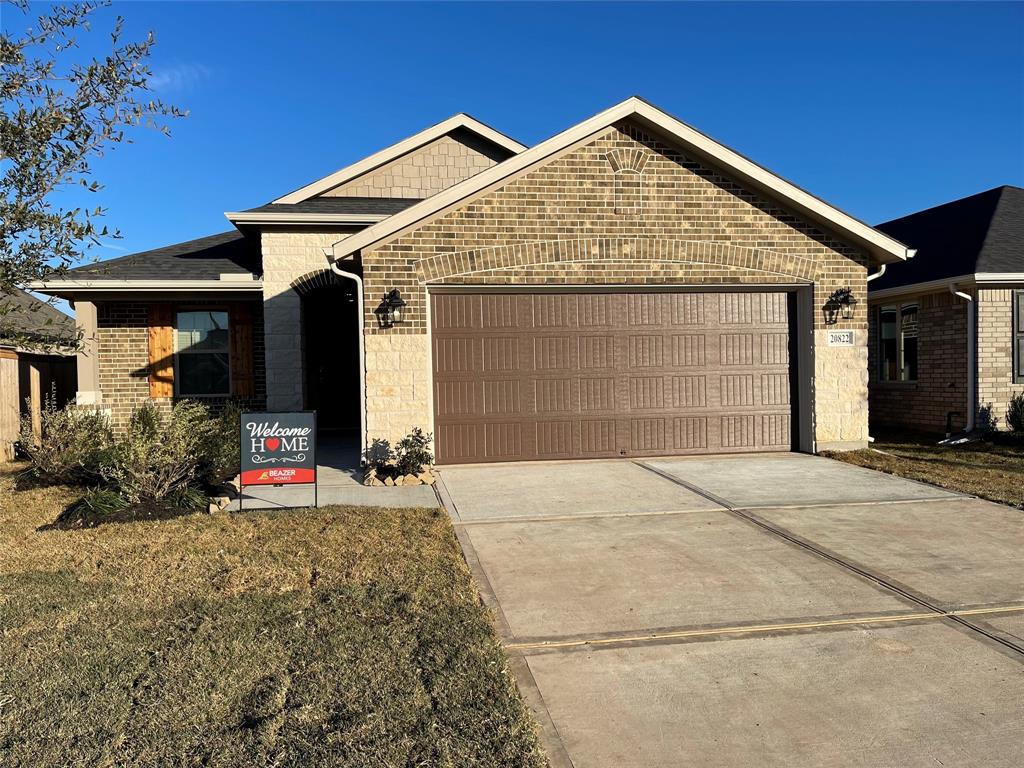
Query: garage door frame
xmin=426 ymin=284 xmax=816 ymax=463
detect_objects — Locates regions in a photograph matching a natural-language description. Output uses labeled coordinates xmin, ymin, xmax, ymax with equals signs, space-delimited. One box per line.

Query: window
xmin=879 ymin=302 xmax=918 ymax=382
xmin=175 ymin=310 xmax=230 ymax=396
xmin=1015 ymin=290 xmax=1024 ymax=383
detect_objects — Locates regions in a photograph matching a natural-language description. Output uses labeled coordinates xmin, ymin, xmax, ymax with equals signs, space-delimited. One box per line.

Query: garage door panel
xmin=432 ymin=291 xmax=793 ymax=464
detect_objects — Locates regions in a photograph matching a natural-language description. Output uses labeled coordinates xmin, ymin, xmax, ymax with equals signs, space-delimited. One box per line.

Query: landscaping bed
xmin=826 ymin=433 xmax=1024 ymax=509
xmin=0 ymin=464 xmax=547 ymax=767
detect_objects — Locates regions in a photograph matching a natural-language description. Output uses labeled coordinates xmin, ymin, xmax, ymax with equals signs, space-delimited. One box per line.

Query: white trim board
xmin=273 ymin=113 xmax=527 ymax=204
xmin=868 ymin=273 xmax=1024 ymax=301
xmin=327 ymin=96 xmax=914 ymax=265
xmin=225 ymin=211 xmax=388 ymax=226
xmin=29 ymin=279 xmax=263 ymax=294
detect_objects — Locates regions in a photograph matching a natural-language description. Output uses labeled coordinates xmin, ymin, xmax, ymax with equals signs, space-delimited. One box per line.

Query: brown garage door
xmin=431 ymin=291 xmax=794 ymax=464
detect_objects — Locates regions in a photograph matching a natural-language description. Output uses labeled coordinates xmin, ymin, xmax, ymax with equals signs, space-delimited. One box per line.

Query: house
xmin=868 ymin=186 xmax=1024 ymax=434
xmin=32 ymin=97 xmax=915 ymax=464
xmin=0 ymin=288 xmax=77 ymax=459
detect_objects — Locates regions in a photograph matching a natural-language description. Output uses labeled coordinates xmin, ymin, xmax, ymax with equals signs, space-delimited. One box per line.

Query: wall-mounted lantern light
xmin=824 ymin=287 xmax=858 ymax=325
xmin=374 ymin=289 xmax=407 ymax=329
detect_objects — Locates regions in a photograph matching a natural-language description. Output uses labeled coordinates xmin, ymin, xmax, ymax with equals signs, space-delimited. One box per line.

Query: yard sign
xmin=239 ymin=411 xmax=317 ymax=509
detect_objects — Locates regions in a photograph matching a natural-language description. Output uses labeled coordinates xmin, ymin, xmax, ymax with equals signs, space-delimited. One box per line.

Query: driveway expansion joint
xmin=633 ymin=459 xmax=1024 ymax=658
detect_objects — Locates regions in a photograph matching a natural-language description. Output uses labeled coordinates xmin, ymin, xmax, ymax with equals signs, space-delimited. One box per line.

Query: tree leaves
xmin=0 ymin=0 xmax=186 ymax=346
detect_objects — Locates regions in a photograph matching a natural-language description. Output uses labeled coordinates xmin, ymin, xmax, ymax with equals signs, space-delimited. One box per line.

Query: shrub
xmin=199 ymin=401 xmax=242 ymax=485
xmin=1007 ymin=392 xmax=1024 ymax=433
xmin=18 ymin=391 xmax=113 ymax=485
xmin=102 ymin=401 xmax=217 ymax=504
xmin=394 ymin=427 xmax=433 ymax=476
xmin=58 ymin=488 xmax=130 ymax=525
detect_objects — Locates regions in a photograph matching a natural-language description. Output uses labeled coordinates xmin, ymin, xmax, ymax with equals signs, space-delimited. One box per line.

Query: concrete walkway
xmin=436 ymin=453 xmax=1024 ymax=768
xmin=229 ymin=434 xmax=437 ymax=511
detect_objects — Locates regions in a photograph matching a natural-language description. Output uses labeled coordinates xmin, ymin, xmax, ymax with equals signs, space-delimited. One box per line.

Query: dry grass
xmin=0 ymin=464 xmax=547 ymax=768
xmin=826 ymin=434 xmax=1024 ymax=509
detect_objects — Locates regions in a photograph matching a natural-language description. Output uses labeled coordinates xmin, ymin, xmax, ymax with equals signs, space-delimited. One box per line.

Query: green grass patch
xmin=0 ymin=465 xmax=547 ymax=767
xmin=826 ymin=433 xmax=1024 ymax=509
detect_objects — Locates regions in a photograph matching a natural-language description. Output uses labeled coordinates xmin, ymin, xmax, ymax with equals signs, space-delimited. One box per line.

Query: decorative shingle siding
xmin=362 ymin=121 xmax=872 ymax=448
xmin=977 ymin=288 xmax=1024 ymax=429
xmin=96 ymin=300 xmax=265 ymax=429
xmin=321 ymin=133 xmax=503 ymax=199
xmin=868 ymin=290 xmax=969 ymax=434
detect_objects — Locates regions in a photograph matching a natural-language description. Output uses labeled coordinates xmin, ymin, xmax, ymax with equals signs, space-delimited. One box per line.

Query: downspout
xmin=864 ymin=262 xmax=888 ymax=443
xmin=949 ymin=282 xmax=976 ymax=432
xmin=325 ymin=247 xmax=367 ymax=464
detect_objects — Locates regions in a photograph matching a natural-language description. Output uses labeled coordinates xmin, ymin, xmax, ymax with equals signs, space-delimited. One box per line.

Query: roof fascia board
xmin=868 ymin=273 xmax=1024 ymax=301
xmin=867 ymin=274 xmax=977 ymax=301
xmin=273 ymin=114 xmax=527 ymax=205
xmin=225 ymin=211 xmax=388 ymax=226
xmin=29 ymin=279 xmax=264 ymax=295
xmin=328 ymin=97 xmax=913 ymax=264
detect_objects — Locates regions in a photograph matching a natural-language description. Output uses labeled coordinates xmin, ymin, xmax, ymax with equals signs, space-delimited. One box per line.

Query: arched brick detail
xmin=415 ymin=238 xmax=816 ymax=283
xmin=289 ymin=269 xmax=339 ymax=295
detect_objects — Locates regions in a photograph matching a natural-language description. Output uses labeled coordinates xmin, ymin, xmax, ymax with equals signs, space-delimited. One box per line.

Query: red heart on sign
xmin=265 ymin=438 xmax=281 ymax=451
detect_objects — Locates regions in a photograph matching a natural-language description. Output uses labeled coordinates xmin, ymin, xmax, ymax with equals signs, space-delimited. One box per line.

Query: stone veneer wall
xmin=322 ymin=131 xmax=506 ymax=199
xmin=977 ymin=287 xmax=1024 ymax=429
xmin=867 ymin=290 xmax=969 ymax=434
xmin=95 ymin=299 xmax=265 ymax=429
xmin=362 ymin=121 xmax=873 ymax=450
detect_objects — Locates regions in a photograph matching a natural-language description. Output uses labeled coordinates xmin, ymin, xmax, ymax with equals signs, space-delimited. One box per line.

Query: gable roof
xmin=0 ymin=287 xmax=76 ymax=346
xmin=870 ymin=186 xmax=1024 ymax=292
xmin=326 ymin=96 xmax=914 ymax=265
xmin=272 ymin=113 xmax=527 ymax=205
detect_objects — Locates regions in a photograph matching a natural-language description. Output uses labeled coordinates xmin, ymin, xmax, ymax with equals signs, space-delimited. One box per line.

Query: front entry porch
xmin=231 ymin=432 xmax=437 ymax=510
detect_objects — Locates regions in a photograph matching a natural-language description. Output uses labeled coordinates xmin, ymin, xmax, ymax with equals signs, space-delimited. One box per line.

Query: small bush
xmin=1007 ymin=392 xmax=1024 ymax=433
xmin=58 ymin=488 xmax=130 ymax=525
xmin=394 ymin=428 xmax=433 ymax=476
xmin=102 ymin=401 xmax=217 ymax=504
xmin=18 ymin=391 xmax=113 ymax=485
xmin=199 ymin=401 xmax=242 ymax=485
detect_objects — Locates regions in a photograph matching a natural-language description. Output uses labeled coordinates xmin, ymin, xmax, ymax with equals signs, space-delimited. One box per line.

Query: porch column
xmin=262 ymin=288 xmax=304 ymax=412
xmin=74 ymin=300 xmax=101 ymax=405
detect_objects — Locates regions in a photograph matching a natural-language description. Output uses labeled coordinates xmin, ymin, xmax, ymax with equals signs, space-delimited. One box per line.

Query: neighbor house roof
xmin=271 ymin=113 xmax=526 ymax=204
xmin=0 ymin=287 xmax=76 ymax=346
xmin=29 ymin=232 xmax=263 ymax=296
xmin=326 ymin=96 xmax=914 ymax=265
xmin=870 ymin=186 xmax=1024 ymax=293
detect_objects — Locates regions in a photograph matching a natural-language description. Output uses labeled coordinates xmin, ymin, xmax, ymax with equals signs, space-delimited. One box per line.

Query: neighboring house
xmin=868 ymin=186 xmax=1024 ymax=435
xmin=32 ymin=97 xmax=915 ymax=464
xmin=0 ymin=288 xmax=77 ymax=459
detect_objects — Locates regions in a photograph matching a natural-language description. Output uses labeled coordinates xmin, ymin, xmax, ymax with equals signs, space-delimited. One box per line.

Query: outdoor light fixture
xmin=824 ymin=287 xmax=858 ymax=325
xmin=374 ymin=288 xmax=407 ymax=328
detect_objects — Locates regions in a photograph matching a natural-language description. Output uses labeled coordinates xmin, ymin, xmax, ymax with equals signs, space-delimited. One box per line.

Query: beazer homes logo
xmin=240 ymin=412 xmax=317 ymax=486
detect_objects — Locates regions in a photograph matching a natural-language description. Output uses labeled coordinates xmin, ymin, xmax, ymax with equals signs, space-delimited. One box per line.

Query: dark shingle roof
xmin=871 ymin=186 xmax=1024 ymax=291
xmin=0 ymin=287 xmax=76 ymax=345
xmin=63 ymin=231 xmax=261 ymax=281
xmin=242 ymin=197 xmax=422 ymax=216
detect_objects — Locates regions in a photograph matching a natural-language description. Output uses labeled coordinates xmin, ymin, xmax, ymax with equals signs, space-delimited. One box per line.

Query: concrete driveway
xmin=435 ymin=453 xmax=1024 ymax=768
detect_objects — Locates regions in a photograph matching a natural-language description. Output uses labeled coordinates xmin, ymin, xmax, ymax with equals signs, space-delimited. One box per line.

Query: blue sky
xmin=11 ymin=1 xmax=1024 ymax=263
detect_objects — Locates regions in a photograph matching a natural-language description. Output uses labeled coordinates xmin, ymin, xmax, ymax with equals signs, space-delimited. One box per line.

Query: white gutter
xmin=226 ymin=211 xmax=388 ymax=226
xmin=29 ymin=278 xmax=263 ymax=293
xmin=866 ymin=263 xmax=887 ymax=283
xmin=949 ymin=282 xmax=976 ymax=432
xmin=325 ymin=248 xmax=367 ymax=465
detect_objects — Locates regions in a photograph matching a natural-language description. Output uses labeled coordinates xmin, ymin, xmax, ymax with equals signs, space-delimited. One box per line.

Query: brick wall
xmin=868 ymin=290 xmax=969 ymax=434
xmin=96 ymin=299 xmax=265 ymax=429
xmin=978 ymin=287 xmax=1024 ymax=429
xmin=363 ymin=121 xmax=872 ymax=448
xmin=322 ymin=131 xmax=504 ymax=199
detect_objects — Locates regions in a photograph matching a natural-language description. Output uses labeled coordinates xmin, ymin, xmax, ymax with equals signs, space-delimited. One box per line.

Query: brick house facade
xmin=868 ymin=186 xmax=1024 ymax=435
xmin=35 ymin=99 xmax=915 ymax=461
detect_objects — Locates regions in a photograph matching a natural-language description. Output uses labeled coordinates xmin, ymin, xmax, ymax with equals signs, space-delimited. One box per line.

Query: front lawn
xmin=826 ymin=434 xmax=1024 ymax=509
xmin=0 ymin=465 xmax=546 ymax=767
